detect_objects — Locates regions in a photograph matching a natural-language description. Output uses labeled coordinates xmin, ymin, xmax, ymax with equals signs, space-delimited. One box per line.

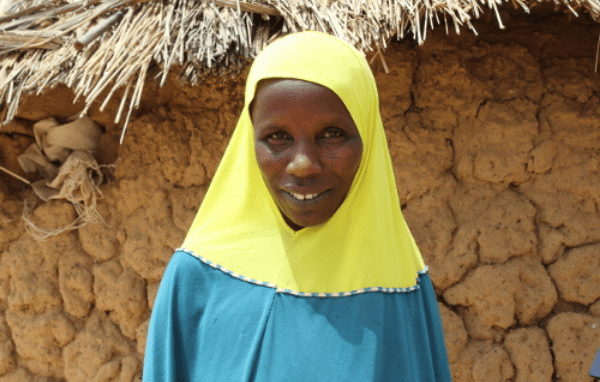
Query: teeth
xmin=291 ymin=192 xmax=319 ymax=200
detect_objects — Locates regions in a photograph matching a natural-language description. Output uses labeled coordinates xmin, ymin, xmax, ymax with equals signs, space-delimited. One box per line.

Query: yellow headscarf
xmin=181 ymin=32 xmax=425 ymax=294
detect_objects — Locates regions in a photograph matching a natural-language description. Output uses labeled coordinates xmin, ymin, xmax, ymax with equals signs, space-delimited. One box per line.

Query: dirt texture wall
xmin=1 ymin=13 xmax=600 ymax=382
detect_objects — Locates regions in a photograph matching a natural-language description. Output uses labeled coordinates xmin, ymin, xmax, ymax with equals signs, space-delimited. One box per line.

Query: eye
xmin=265 ymin=131 xmax=291 ymax=145
xmin=321 ymin=128 xmax=345 ymax=140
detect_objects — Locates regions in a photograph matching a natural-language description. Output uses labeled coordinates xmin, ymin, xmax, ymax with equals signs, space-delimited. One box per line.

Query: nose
xmin=286 ymin=146 xmax=322 ymax=178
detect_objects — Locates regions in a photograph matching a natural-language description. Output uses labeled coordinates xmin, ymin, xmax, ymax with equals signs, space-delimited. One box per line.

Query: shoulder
xmin=159 ymin=250 xmax=205 ymax=290
xmin=168 ymin=250 xmax=202 ymax=270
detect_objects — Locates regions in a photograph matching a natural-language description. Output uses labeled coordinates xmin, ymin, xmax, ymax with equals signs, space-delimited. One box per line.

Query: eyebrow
xmin=254 ymin=115 xmax=357 ymax=131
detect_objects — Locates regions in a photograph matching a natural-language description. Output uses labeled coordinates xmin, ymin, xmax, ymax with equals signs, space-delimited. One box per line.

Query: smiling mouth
xmin=283 ymin=189 xmax=329 ymax=202
xmin=290 ymin=192 xmax=319 ymax=200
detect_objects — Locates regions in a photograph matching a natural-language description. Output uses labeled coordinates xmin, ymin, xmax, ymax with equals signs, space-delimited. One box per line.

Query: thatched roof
xmin=1 ymin=0 xmax=599 ymax=133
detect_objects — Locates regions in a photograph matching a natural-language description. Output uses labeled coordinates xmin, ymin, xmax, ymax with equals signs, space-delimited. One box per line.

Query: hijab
xmin=181 ymin=31 xmax=425 ymax=294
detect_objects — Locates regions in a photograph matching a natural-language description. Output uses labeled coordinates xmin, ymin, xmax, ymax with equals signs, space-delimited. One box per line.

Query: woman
xmin=144 ymin=32 xmax=451 ymax=381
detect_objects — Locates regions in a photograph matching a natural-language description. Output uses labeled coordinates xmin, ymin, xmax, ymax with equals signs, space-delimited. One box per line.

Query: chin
xmin=292 ymin=216 xmax=328 ymax=229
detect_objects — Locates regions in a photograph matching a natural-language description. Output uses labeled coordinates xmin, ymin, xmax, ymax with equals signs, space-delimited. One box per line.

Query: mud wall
xmin=1 ymin=13 xmax=600 ymax=382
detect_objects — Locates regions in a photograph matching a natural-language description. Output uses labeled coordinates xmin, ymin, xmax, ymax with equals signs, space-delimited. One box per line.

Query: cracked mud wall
xmin=1 ymin=13 xmax=600 ymax=382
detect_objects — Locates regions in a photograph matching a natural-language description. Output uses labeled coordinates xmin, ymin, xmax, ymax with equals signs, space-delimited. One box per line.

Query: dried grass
xmin=1 ymin=0 xmax=599 ymax=138
xmin=0 ymin=164 xmax=31 ymax=185
xmin=22 ymin=192 xmax=95 ymax=240
xmin=22 ymin=158 xmax=113 ymax=240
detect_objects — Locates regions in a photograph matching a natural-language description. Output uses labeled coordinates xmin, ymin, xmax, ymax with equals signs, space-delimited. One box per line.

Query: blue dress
xmin=143 ymin=251 xmax=451 ymax=381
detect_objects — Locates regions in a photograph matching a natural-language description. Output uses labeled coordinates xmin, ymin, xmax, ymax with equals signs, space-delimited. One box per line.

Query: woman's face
xmin=252 ymin=79 xmax=363 ymax=230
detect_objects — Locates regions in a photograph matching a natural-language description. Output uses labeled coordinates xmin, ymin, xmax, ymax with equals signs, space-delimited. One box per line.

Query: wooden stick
xmin=45 ymin=0 xmax=103 ymax=18
xmin=0 ymin=35 xmax=63 ymax=49
xmin=595 ymin=32 xmax=600 ymax=73
xmin=0 ymin=4 xmax=46 ymax=23
xmin=74 ymin=11 xmax=123 ymax=50
xmin=0 ymin=165 xmax=30 ymax=185
xmin=214 ymin=0 xmax=281 ymax=16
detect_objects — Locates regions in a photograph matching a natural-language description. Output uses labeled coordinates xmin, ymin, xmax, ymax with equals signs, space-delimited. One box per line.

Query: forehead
xmin=251 ymin=79 xmax=355 ymax=123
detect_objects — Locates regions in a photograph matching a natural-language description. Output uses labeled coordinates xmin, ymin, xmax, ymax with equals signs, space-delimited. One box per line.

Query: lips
xmin=281 ymin=189 xmax=331 ymax=206
xmin=289 ymin=192 xmax=320 ymax=200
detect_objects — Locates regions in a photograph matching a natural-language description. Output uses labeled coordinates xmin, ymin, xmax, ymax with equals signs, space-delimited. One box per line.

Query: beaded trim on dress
xmin=176 ymin=247 xmax=428 ymax=298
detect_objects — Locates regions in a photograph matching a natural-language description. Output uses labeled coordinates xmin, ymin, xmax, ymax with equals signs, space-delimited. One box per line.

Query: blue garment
xmin=144 ymin=251 xmax=451 ymax=381
xmin=591 ymin=347 xmax=600 ymax=377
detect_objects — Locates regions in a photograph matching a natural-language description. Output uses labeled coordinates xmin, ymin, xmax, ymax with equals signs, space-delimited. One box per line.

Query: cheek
xmin=254 ymin=143 xmax=282 ymax=182
xmin=330 ymin=144 xmax=362 ymax=183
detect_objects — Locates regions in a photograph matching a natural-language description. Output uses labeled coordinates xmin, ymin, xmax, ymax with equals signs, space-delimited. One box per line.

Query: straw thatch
xmin=1 ymin=0 xmax=599 ymax=134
